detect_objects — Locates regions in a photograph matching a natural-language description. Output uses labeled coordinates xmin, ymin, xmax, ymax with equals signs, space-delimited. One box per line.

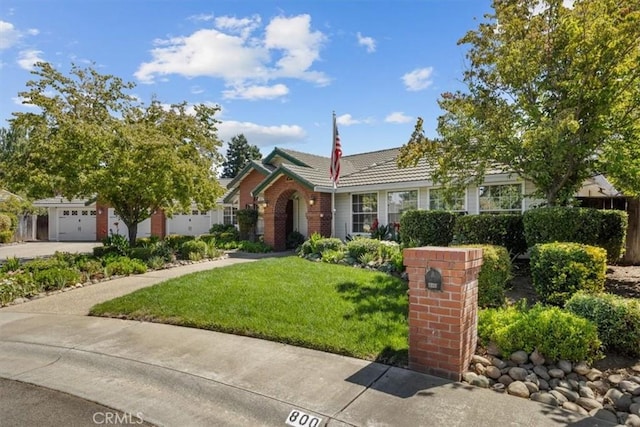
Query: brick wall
xmin=150 ymin=210 xmax=166 ymax=238
xmin=403 ymin=246 xmax=483 ymax=381
xmin=238 ymin=169 xmax=268 ymax=208
xmin=96 ymin=203 xmax=109 ymax=241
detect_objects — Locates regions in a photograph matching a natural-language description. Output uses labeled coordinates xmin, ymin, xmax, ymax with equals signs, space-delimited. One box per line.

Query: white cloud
xmin=356 ymin=32 xmax=376 ymax=53
xmin=191 ymin=86 xmax=205 ymax=94
xmin=223 ymin=84 xmax=289 ymax=100
xmin=336 ymin=113 xmax=372 ymax=126
xmin=0 ymin=21 xmax=20 ymax=49
xmin=135 ymin=14 xmax=329 ymax=97
xmin=402 ymin=67 xmax=434 ymax=91
xmin=27 ymin=28 xmax=39 ymax=36
xmin=188 ymin=13 xmax=214 ymax=22
xmin=385 ymin=112 xmax=412 ymax=124
xmin=17 ymin=49 xmax=44 ymax=70
xmin=217 ymin=120 xmax=306 ymax=147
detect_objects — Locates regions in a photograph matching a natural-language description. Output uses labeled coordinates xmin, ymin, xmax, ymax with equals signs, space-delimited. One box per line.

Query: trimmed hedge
xmin=346 ymin=238 xmax=382 ymax=260
xmin=478 ymin=303 xmax=601 ymax=362
xmin=566 ymin=292 xmax=640 ymax=357
xmin=454 ymin=214 xmax=527 ymax=257
xmin=180 ymin=240 xmax=208 ymax=261
xmin=530 ymin=242 xmax=606 ymax=306
xmin=400 ymin=210 xmax=457 ymax=247
xmin=523 ymin=207 xmax=627 ymax=262
xmin=455 ymin=244 xmax=511 ymax=308
xmin=0 ymin=230 xmax=13 ymax=243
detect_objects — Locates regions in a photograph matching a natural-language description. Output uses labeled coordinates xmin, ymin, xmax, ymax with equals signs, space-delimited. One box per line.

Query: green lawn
xmin=90 ymin=256 xmax=409 ymax=365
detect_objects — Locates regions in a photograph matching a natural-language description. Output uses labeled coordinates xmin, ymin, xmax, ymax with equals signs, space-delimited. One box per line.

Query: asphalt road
xmin=0 ymin=241 xmax=100 ymax=261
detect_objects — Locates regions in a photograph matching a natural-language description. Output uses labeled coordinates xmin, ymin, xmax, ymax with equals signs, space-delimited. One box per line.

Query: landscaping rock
xmin=498 ymin=375 xmax=514 ymax=386
xmin=574 ymin=362 xmax=591 ymax=376
xmin=563 ymin=401 xmax=588 ymax=415
xmin=586 ymin=369 xmax=603 ymax=381
xmin=508 ymin=381 xmax=530 ymax=398
xmin=550 ymin=390 xmax=569 ymax=405
xmin=471 ymin=355 xmax=492 ymax=366
xmin=576 ymin=397 xmax=603 ymax=412
xmin=531 ymin=392 xmax=558 ymax=407
xmin=558 ymin=360 xmax=573 ymax=374
xmin=489 ymin=356 xmax=507 ymax=369
xmin=610 ymin=374 xmax=625 ymax=385
xmin=524 ymin=381 xmax=539 ymax=394
xmin=538 ymin=378 xmax=550 ymax=391
xmin=568 ymin=379 xmax=580 ymax=391
xmin=588 ymin=380 xmax=610 ymax=395
xmin=12 ymin=297 xmax=28 ymax=304
xmin=474 ymin=363 xmax=487 ymax=376
xmin=525 ymin=373 xmax=539 ymax=386
xmin=508 ymin=367 xmax=528 ymax=381
xmin=631 ymin=403 xmax=640 ymax=416
xmin=534 ymin=365 xmax=551 ymax=381
xmin=486 ymin=342 xmax=501 ymax=356
xmin=470 ymin=375 xmax=491 ymax=388
xmin=555 ymin=386 xmax=579 ymax=402
xmin=549 ymin=368 xmax=565 ymax=379
xmin=485 ymin=366 xmax=502 ymax=380
xmin=590 ymin=408 xmax=618 ymax=424
xmin=579 ymin=385 xmax=595 ymax=399
xmin=462 ymin=372 xmax=478 ymax=383
xmin=530 ymin=349 xmax=545 ymax=366
xmin=605 ymin=388 xmax=632 ymax=412
xmin=630 ymin=376 xmax=640 ymax=386
xmin=627 ymin=414 xmax=640 ymax=427
xmin=510 ymin=350 xmax=529 ymax=365
xmin=619 ymin=380 xmax=640 ymax=396
xmin=492 ymin=383 xmax=505 ymax=393
xmin=566 ymin=372 xmax=579 ymax=381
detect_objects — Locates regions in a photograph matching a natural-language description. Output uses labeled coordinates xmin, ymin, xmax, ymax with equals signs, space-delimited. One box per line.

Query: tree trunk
xmin=126 ymin=221 xmax=138 ymax=246
xmin=623 ymin=197 xmax=640 ymax=265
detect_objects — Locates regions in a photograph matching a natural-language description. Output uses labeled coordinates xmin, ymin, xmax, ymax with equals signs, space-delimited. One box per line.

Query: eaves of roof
xmin=250 ymin=165 xmax=316 ymax=197
xmin=262 ymin=148 xmax=309 ymax=168
xmin=226 ymin=161 xmax=271 ymax=189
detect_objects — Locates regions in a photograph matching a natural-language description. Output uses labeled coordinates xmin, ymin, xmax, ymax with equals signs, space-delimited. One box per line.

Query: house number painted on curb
xmin=285 ymin=409 xmax=322 ymax=427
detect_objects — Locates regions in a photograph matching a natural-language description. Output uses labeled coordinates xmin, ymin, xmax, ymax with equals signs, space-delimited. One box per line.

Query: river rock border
xmin=463 ymin=349 xmax=640 ymax=426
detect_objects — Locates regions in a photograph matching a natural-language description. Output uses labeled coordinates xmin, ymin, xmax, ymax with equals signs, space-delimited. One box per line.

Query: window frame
xmin=478 ymin=182 xmax=524 ymax=214
xmin=386 ymin=189 xmax=418 ymax=225
xmin=428 ymin=187 xmax=467 ymax=212
xmin=351 ymin=192 xmax=379 ymax=234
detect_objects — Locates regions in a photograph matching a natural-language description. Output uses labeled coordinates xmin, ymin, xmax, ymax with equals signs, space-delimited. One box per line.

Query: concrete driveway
xmin=0 ymin=242 xmax=100 ymax=261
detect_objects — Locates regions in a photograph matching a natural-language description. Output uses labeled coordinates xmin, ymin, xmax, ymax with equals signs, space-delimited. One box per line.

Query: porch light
xmin=309 ymin=197 xmax=316 ymax=206
xmin=258 ymin=198 xmax=268 ymax=208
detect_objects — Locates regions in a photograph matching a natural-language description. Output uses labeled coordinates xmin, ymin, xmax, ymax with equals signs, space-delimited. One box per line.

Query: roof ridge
xmin=342 ymin=146 xmax=400 ymax=159
xmin=342 ymin=153 xmax=398 ymax=177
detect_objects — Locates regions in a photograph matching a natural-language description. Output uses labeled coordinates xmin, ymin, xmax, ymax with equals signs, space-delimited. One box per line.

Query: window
xmin=192 ymin=210 xmax=199 ymax=216
xmin=223 ymin=206 xmax=237 ymax=225
xmin=352 ymin=193 xmax=378 ymax=233
xmin=387 ymin=190 xmax=417 ymax=224
xmin=71 ymin=210 xmax=78 ymax=216
xmin=479 ymin=183 xmax=523 ymax=213
xmin=429 ymin=188 xmax=466 ymax=211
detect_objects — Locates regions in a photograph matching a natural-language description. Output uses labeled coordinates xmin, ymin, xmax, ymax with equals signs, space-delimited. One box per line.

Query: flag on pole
xmin=330 ymin=113 xmax=342 ymax=186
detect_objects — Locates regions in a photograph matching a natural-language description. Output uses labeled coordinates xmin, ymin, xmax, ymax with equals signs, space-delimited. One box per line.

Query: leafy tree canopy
xmin=220 ymin=134 xmax=262 ymax=178
xmin=4 ymin=62 xmax=224 ymax=242
xmin=398 ymin=0 xmax=640 ymax=205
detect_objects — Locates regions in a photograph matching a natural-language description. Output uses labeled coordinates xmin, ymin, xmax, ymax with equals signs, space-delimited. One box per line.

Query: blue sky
xmin=0 ymin=0 xmax=493 ymax=158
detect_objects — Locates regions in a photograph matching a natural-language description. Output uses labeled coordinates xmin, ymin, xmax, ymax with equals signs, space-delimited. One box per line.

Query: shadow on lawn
xmin=336 ymin=275 xmax=409 ymax=366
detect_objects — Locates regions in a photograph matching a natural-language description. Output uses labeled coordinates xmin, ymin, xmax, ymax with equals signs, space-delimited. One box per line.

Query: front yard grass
xmin=89 ymin=256 xmax=409 ymax=365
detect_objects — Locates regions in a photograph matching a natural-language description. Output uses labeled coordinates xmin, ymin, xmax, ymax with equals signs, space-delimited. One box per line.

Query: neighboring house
xmin=224 ymin=147 xmax=539 ymax=251
xmin=33 ymin=179 xmax=237 ymax=241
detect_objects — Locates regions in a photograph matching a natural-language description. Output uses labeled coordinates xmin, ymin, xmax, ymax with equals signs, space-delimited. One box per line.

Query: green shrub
xmin=105 ymin=257 xmax=147 ymax=276
xmin=0 ymin=230 xmax=13 ymax=243
xmin=566 ymin=292 xmax=640 ymax=357
xmin=478 ymin=303 xmax=601 ymax=362
xmin=93 ymin=245 xmax=119 ymax=258
xmin=198 ymin=234 xmax=217 ymax=245
xmin=321 ymin=249 xmax=346 ymax=263
xmin=164 ymin=234 xmax=196 ymax=250
xmin=204 ymin=240 xmax=224 ymax=258
xmin=0 ymin=213 xmax=12 ymax=231
xmin=1 ymin=256 xmax=21 ymax=272
xmin=454 ymin=214 xmax=527 ymax=258
xmin=523 ymin=207 xmax=627 ymax=262
xmin=77 ymin=259 xmax=104 ymax=280
xmin=146 ymin=256 xmax=166 ymax=270
xmin=530 ymin=242 xmax=606 ymax=305
xmin=346 ymin=238 xmax=382 ymax=260
xmin=0 ymin=272 xmax=39 ymax=305
xmin=129 ymin=247 xmax=154 ymax=261
xmin=180 ymin=240 xmax=208 ymax=260
xmin=399 ymin=210 xmax=457 ymax=247
xmin=286 ymin=231 xmax=306 ymax=250
xmin=299 ymin=233 xmax=345 ymax=256
xmin=237 ymin=208 xmax=258 ymax=240
xmin=454 ymin=244 xmax=511 ymax=308
xmin=102 ymin=233 xmax=130 ymax=255
xmin=236 ymin=240 xmax=272 ymax=253
xmin=33 ymin=268 xmax=82 ymax=291
xmin=207 ymin=224 xmax=240 ymax=244
xmin=22 ymin=258 xmax=68 ymax=272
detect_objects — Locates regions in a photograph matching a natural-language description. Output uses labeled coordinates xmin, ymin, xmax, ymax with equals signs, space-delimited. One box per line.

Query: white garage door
xmin=107 ymin=209 xmax=151 ymax=239
xmin=167 ymin=209 xmax=211 ymax=236
xmin=57 ymin=208 xmax=97 ymax=241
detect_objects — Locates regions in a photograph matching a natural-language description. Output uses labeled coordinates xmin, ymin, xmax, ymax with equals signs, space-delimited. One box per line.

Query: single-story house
xmin=33 ymin=179 xmax=237 ymax=241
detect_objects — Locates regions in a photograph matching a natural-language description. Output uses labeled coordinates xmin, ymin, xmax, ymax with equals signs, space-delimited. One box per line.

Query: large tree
xmin=220 ymin=134 xmax=261 ymax=178
xmin=398 ymin=0 xmax=640 ymax=205
xmin=5 ymin=62 xmax=224 ymax=243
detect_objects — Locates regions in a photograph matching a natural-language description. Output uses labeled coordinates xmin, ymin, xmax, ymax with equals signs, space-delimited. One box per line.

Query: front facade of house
xmin=224 ymin=147 xmax=539 ymax=251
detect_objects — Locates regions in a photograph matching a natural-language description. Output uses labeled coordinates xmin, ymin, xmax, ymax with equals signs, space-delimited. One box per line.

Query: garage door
xmin=107 ymin=209 xmax=151 ymax=240
xmin=167 ymin=209 xmax=211 ymax=236
xmin=58 ymin=208 xmax=97 ymax=241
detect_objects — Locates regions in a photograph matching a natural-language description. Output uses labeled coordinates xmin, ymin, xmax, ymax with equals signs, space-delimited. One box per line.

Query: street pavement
xmin=0 ymin=241 xmax=100 ymax=261
xmin=0 ymin=252 xmax=614 ymax=427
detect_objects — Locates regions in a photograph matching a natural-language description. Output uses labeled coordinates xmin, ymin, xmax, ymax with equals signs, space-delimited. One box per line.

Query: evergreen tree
xmin=221 ymin=134 xmax=262 ymax=178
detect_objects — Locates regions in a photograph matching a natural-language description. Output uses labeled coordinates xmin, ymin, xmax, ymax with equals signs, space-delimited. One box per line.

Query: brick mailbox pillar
xmin=403 ymin=246 xmax=483 ymax=381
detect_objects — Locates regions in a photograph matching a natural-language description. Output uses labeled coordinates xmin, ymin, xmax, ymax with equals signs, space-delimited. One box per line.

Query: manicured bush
xmin=22 ymin=258 xmax=69 ymax=272
xmin=566 ymin=292 xmax=640 ymax=357
xmin=523 ymin=207 xmax=627 ymax=262
xmin=399 ymin=210 xmax=457 ymax=247
xmin=180 ymin=240 xmax=208 ymax=261
xmin=0 ymin=230 xmax=13 ymax=243
xmin=237 ymin=208 xmax=258 ymax=241
xmin=298 ymin=233 xmax=344 ymax=256
xmin=146 ymin=256 xmax=166 ymax=270
xmin=454 ymin=244 xmax=511 ymax=308
xmin=33 ymin=268 xmax=82 ymax=291
xmin=164 ymin=234 xmax=195 ymax=250
xmin=530 ymin=242 xmax=606 ymax=305
xmin=104 ymin=257 xmax=148 ymax=276
xmin=236 ymin=240 xmax=272 ymax=253
xmin=129 ymin=247 xmax=154 ymax=262
xmin=77 ymin=259 xmax=104 ymax=280
xmin=478 ymin=303 xmax=601 ymax=362
xmin=454 ymin=214 xmax=527 ymax=258
xmin=346 ymin=238 xmax=382 ymax=260
xmin=286 ymin=231 xmax=306 ymax=250
xmin=0 ymin=213 xmax=12 ymax=231
xmin=208 ymin=224 xmax=240 ymax=244
xmin=321 ymin=249 xmax=346 ymax=263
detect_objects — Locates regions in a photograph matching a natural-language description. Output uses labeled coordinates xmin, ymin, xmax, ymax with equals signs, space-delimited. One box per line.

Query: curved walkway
xmin=0 ymin=255 xmax=604 ymax=426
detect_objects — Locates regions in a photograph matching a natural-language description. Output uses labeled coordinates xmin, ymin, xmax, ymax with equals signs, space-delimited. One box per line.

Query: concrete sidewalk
xmin=0 ymin=256 xmax=609 ymax=426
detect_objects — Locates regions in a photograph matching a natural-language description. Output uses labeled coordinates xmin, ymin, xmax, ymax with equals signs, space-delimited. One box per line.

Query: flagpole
xmin=331 ymin=111 xmax=336 ymax=238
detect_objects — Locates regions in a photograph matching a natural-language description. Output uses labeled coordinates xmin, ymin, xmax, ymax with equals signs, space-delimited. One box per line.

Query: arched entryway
xmin=268 ymin=189 xmax=310 ymax=250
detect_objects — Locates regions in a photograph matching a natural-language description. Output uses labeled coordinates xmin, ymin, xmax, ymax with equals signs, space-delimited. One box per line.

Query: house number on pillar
xmin=425 ymin=267 xmax=442 ymax=291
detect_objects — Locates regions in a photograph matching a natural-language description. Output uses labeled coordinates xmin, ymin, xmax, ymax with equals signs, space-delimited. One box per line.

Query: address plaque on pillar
xmin=425 ymin=267 xmax=442 ymax=291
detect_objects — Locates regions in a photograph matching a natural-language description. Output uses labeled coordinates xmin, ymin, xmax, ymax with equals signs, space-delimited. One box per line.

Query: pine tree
xmin=221 ymin=134 xmax=262 ymax=178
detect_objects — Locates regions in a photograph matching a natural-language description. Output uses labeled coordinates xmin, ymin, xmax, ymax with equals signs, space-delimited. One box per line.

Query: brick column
xmin=403 ymin=246 xmax=483 ymax=381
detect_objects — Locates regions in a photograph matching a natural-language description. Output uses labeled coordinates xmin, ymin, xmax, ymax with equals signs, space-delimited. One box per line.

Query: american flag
xmin=330 ymin=113 xmax=342 ymax=186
